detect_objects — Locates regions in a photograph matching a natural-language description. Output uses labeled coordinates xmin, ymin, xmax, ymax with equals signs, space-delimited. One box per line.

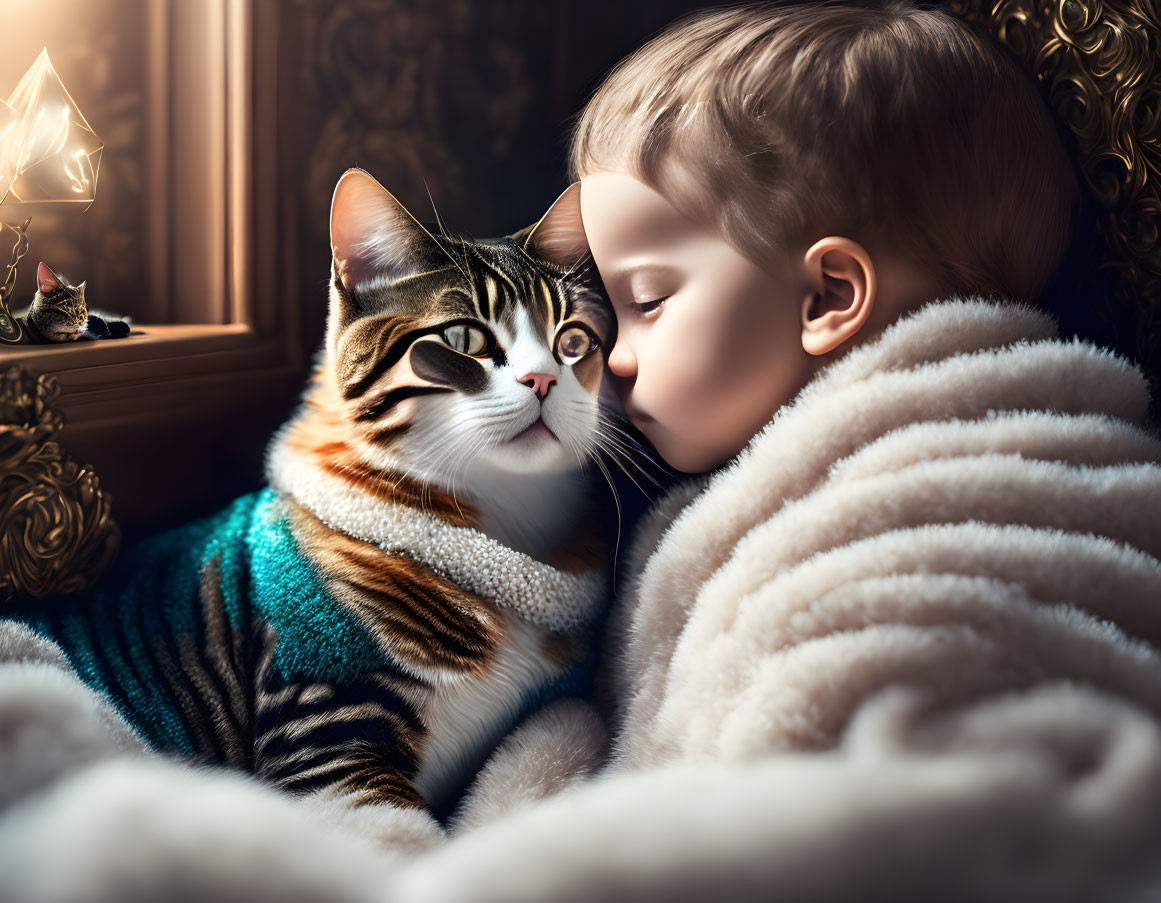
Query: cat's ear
xmin=330 ymin=168 xmax=447 ymax=292
xmin=36 ymin=261 xmax=60 ymax=294
xmin=512 ymin=182 xmax=588 ymax=270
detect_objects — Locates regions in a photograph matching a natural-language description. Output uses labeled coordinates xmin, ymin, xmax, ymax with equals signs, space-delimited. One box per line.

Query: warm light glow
xmin=0 ymin=47 xmax=102 ymax=218
xmin=0 ymin=99 xmax=20 ymax=194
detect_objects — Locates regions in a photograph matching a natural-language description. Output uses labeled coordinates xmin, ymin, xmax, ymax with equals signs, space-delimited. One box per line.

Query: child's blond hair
xmin=569 ymin=0 xmax=1081 ymax=303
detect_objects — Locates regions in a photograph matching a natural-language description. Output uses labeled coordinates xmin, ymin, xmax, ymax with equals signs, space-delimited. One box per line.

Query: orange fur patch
xmin=288 ymin=500 xmax=503 ymax=677
xmin=283 ymin=375 xmax=481 ymax=529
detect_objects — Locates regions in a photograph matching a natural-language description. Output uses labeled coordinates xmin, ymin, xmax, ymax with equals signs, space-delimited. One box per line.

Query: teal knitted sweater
xmin=4 ymin=487 xmax=401 ymax=757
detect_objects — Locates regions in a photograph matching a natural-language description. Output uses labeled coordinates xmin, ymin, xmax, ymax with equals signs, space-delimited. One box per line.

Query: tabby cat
xmin=0 ymin=168 xmax=615 ymax=827
xmin=11 ymin=260 xmax=132 ymax=343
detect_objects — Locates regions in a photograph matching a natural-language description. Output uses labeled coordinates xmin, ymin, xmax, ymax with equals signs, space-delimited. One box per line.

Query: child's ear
xmin=800 ymin=237 xmax=876 ymax=356
xmin=36 ymin=261 xmax=60 ymax=295
xmin=329 ymin=168 xmax=448 ymax=292
xmin=512 ymin=182 xmax=588 ymax=270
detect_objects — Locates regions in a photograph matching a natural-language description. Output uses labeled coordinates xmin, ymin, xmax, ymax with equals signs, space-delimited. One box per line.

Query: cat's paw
xmin=449 ymin=697 xmax=609 ymax=834
xmin=85 ymin=313 xmax=132 ymax=340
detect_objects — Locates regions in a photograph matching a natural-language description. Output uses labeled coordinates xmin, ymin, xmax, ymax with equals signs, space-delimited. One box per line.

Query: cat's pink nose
xmin=519 ymin=372 xmax=557 ymax=399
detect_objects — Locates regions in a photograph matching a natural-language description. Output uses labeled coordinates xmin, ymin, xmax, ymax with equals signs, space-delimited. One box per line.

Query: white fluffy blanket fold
xmin=3 ymin=297 xmax=1161 ymax=902
xmin=601 ymin=296 xmax=1161 ymax=770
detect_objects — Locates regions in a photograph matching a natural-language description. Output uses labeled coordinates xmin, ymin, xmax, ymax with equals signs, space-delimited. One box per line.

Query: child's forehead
xmin=579 ymin=170 xmax=707 ymax=255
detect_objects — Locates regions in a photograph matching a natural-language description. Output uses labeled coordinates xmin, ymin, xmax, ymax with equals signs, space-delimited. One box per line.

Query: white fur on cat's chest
xmin=411 ymin=610 xmax=566 ymax=808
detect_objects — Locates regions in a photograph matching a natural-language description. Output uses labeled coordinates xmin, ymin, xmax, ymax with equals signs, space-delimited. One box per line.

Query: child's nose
xmin=606 ymin=335 xmax=637 ymax=379
xmin=519 ymin=371 xmax=557 ymax=399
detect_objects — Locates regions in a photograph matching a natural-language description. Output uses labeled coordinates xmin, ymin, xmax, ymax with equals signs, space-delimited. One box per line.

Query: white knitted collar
xmin=265 ymin=430 xmax=607 ymax=634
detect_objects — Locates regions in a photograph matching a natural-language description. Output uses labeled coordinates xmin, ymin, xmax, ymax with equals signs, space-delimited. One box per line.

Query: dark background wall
xmin=276 ymin=0 xmax=710 ymax=374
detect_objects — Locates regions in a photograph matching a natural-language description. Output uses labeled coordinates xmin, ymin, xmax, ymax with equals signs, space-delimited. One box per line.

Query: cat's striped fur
xmin=1 ymin=170 xmax=614 ymax=823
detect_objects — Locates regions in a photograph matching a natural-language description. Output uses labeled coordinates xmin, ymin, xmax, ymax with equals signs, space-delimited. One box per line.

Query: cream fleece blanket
xmin=3 ymin=297 xmax=1161 ymax=902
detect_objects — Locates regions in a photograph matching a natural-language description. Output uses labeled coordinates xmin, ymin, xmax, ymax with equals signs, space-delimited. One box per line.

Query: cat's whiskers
xmin=424 ymin=179 xmax=451 ymax=239
xmin=437 ymin=420 xmax=490 ymax=519
xmin=407 ymin=205 xmax=470 ymax=286
xmin=593 ymin=418 xmax=665 ymax=489
xmin=604 ymin=439 xmax=664 ymax=495
xmin=596 ymin=411 xmax=669 ymax=476
xmin=587 ymin=449 xmax=623 ymax=585
xmin=591 ymin=435 xmax=666 ymax=514
xmin=385 ymin=456 xmax=437 ymax=519
xmin=559 ymin=250 xmax=595 ymax=282
xmin=444 ymin=439 xmax=475 ymax=525
xmin=454 ymin=237 xmax=474 ymax=287
xmin=553 ymin=398 xmax=599 ymax=462
xmin=588 ymin=431 xmax=655 ymax=502
xmin=593 ymin=424 xmax=656 ymax=473
xmin=449 ymin=428 xmax=498 ymax=523
xmin=420 ymin=427 xmax=472 ymax=518
xmin=406 ymin=408 xmax=507 ymax=509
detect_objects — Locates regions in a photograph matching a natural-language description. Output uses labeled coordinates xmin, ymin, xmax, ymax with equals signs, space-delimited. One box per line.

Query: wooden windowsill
xmin=0 ymin=323 xmax=258 ymax=371
xmin=0 ymin=322 xmax=306 ymax=438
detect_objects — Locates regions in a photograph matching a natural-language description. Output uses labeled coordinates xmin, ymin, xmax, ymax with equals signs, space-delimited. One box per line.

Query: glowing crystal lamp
xmin=0 ymin=99 xmax=21 ymax=204
xmin=0 ymin=48 xmax=103 ymax=217
xmin=0 ymin=49 xmax=102 ymax=344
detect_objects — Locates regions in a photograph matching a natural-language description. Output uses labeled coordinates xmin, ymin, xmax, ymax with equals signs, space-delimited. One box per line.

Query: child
xmin=425 ymin=2 xmax=1161 ymax=899
xmin=572 ymin=0 xmax=1082 ymax=475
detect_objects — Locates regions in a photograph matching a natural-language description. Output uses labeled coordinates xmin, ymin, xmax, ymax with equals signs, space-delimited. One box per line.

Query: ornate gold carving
xmin=0 ymin=219 xmax=29 ymax=344
xmin=0 ymin=365 xmax=119 ymax=604
xmin=949 ymin=0 xmax=1161 ymax=373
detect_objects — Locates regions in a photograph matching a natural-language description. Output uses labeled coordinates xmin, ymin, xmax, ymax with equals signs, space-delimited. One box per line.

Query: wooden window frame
xmin=0 ymin=0 xmax=302 ymax=445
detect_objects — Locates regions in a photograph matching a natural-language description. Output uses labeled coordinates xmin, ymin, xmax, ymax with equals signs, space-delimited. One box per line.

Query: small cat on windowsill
xmin=10 ymin=261 xmax=133 ymax=343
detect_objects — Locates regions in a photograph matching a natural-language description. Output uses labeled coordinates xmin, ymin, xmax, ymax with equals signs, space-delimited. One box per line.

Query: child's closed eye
xmin=631 ymin=296 xmax=668 ymax=318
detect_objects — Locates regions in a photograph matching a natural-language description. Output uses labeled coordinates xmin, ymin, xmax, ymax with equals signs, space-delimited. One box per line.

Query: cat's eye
xmin=441 ymin=323 xmax=489 ymax=356
xmin=555 ymin=325 xmax=597 ymax=365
